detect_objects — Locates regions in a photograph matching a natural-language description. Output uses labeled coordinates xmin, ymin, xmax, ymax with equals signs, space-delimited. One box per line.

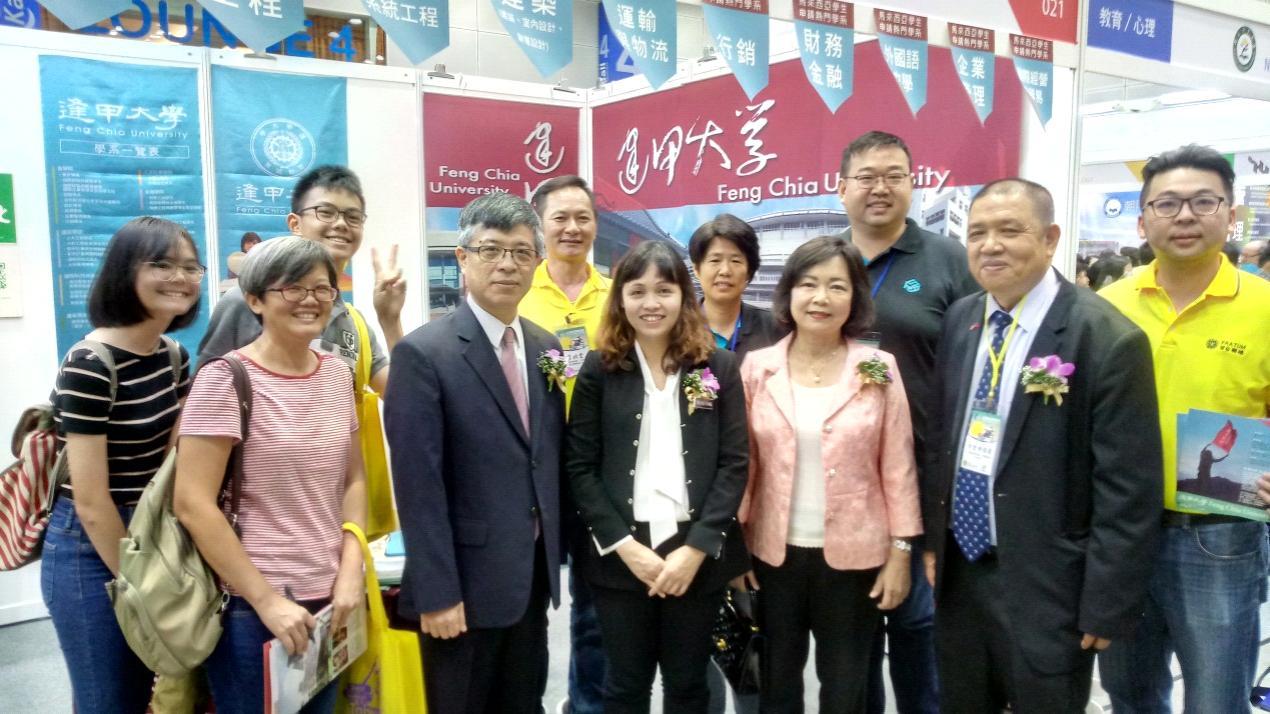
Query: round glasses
xmin=144 ymin=260 xmax=206 ymax=281
xmin=266 ymin=285 xmax=339 ymax=303
xmin=1145 ymin=195 xmax=1225 ymax=218
xmin=465 ymin=245 xmax=538 ymax=266
xmin=300 ymin=204 xmax=367 ymax=227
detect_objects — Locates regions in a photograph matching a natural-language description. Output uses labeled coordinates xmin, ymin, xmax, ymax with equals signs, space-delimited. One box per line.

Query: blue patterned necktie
xmin=952 ymin=310 xmax=1014 ymax=562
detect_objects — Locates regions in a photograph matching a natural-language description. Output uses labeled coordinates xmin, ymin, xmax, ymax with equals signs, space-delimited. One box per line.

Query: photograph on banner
xmin=211 ymin=66 xmax=348 ymax=296
xmin=421 ymin=93 xmax=580 ymax=319
xmin=590 ymin=49 xmax=1023 ymax=302
xmin=1077 ymin=188 xmax=1141 ymax=257
xmin=39 ymin=55 xmax=208 ymax=358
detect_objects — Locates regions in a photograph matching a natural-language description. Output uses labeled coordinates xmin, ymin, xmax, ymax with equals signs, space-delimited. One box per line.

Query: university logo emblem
xmin=903 ymin=278 xmax=922 ymax=293
xmin=1234 ymin=26 xmax=1257 ymax=73
xmin=250 ymin=118 xmax=316 ymax=177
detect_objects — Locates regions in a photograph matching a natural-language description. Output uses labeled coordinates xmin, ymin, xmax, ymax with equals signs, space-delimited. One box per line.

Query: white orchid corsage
xmin=683 ymin=367 xmax=720 ymax=415
xmin=856 ymin=353 xmax=893 ymax=386
xmin=537 ymin=349 xmax=575 ymax=392
xmin=1020 ymin=355 xmax=1074 ymax=405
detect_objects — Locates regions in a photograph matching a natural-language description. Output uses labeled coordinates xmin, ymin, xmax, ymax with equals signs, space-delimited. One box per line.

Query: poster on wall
xmin=39 ymin=55 xmax=208 ymax=357
xmin=1077 ymin=189 xmax=1141 ymax=256
xmin=422 ymin=93 xmax=580 ymax=318
xmin=211 ymin=66 xmax=347 ymax=296
xmin=590 ymin=48 xmax=1023 ymax=307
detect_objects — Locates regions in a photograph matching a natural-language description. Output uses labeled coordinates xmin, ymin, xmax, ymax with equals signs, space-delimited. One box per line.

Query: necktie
xmin=952 ymin=310 xmax=1014 ymax=562
xmin=500 ymin=326 xmax=529 ymax=434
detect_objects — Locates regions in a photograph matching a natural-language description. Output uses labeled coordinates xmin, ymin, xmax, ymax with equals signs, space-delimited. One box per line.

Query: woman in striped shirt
xmin=175 ymin=236 xmax=366 ymax=714
xmin=43 ymin=216 xmax=202 ymax=713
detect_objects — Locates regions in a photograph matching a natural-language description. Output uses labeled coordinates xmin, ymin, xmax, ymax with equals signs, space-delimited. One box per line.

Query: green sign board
xmin=0 ymin=174 xmax=15 ymax=244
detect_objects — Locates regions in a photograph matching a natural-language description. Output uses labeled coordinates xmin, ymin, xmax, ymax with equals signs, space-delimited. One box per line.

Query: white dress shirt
xmin=468 ymin=298 xmax=529 ymax=397
xmin=787 ymin=382 xmax=835 ymax=547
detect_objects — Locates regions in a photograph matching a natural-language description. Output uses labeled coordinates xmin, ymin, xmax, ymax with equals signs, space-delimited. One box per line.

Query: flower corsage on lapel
xmin=856 ymin=354 xmax=893 ymax=386
xmin=537 ymin=349 xmax=575 ymax=392
xmin=683 ymin=367 xmax=720 ymax=415
xmin=1020 ymin=355 xmax=1074 ymax=405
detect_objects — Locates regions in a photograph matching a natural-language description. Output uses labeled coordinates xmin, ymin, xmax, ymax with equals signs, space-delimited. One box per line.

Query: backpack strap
xmin=346 ymin=305 xmax=372 ymax=399
xmin=47 ymin=340 xmax=121 ymax=502
xmin=159 ymin=335 xmax=182 ymax=393
xmin=195 ymin=354 xmax=252 ymax=536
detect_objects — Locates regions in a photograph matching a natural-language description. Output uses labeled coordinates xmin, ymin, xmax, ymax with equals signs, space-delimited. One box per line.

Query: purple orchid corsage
xmin=1020 ymin=355 xmax=1075 ymax=405
xmin=683 ymin=367 xmax=720 ymax=415
xmin=538 ymin=349 xmax=575 ymax=392
xmin=857 ymin=353 xmax=893 ymax=386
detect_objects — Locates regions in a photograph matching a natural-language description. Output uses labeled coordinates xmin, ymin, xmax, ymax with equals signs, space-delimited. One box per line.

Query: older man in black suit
xmin=385 ymin=192 xmax=566 ymax=714
xmin=921 ymin=179 xmax=1163 ymax=713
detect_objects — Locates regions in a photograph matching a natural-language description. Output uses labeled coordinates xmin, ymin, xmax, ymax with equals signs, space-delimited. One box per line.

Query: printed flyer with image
xmin=1175 ymin=409 xmax=1270 ymax=522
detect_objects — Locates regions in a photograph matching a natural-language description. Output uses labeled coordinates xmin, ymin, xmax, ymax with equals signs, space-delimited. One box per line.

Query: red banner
xmin=1008 ymin=0 xmax=1077 ymax=44
xmin=423 ymin=94 xmax=580 ymax=208
xmin=592 ymin=46 xmax=1023 ymax=211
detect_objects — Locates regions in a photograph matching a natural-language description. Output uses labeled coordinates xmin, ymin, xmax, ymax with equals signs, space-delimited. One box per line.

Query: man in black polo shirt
xmin=837 ymin=131 xmax=978 ymax=714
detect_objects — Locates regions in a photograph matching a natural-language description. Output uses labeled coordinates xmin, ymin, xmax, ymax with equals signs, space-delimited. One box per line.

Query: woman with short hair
xmin=688 ymin=214 xmax=786 ymax=359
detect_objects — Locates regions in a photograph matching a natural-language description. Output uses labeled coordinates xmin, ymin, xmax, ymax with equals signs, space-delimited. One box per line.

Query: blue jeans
xmin=41 ymin=497 xmax=153 ymax=714
xmin=205 ymin=596 xmax=339 ymax=714
xmin=1098 ymin=521 xmax=1269 ymax=713
xmin=568 ymin=565 xmax=607 ymax=714
xmin=867 ymin=542 xmax=940 ymax=714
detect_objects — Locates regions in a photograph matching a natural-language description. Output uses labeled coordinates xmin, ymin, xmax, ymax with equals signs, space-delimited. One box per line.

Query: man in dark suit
xmin=385 ymin=192 xmax=566 ymax=714
xmin=921 ymin=178 xmax=1163 ymax=713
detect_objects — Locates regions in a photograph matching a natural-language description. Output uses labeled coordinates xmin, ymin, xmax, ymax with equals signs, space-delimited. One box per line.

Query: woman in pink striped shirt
xmin=175 ymin=236 xmax=366 ymax=714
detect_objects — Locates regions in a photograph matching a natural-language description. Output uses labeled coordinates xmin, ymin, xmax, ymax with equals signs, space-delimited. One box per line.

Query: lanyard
xmin=869 ymin=251 xmax=898 ymax=299
xmin=983 ymin=295 xmax=1027 ymax=405
xmin=726 ymin=314 xmax=742 ymax=351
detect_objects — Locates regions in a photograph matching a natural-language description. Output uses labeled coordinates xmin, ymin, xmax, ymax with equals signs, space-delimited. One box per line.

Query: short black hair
xmin=89 ymin=216 xmax=202 ymax=331
xmin=771 ymin=235 xmax=874 ymax=338
xmin=530 ymin=175 xmax=595 ymax=215
xmin=240 ymin=231 xmax=261 ymax=252
xmin=1221 ymin=241 xmax=1239 ymax=265
xmin=1259 ymin=241 xmax=1270 ymax=268
xmin=688 ymin=213 xmax=761 ymax=282
xmin=1139 ymin=144 xmax=1235 ymax=207
xmin=1138 ymin=241 xmax=1154 ymax=265
xmin=971 ymin=178 xmax=1056 ymax=225
xmin=291 ymin=165 xmax=365 ymax=213
xmin=1119 ymin=245 xmax=1140 ymax=266
xmin=840 ymin=131 xmax=913 ymax=178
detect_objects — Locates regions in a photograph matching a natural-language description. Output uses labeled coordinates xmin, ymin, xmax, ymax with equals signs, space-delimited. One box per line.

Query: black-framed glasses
xmin=144 ymin=260 xmax=206 ymax=281
xmin=266 ymin=285 xmax=339 ymax=303
xmin=465 ymin=245 xmax=538 ymax=266
xmin=848 ymin=172 xmax=912 ymax=190
xmin=299 ymin=203 xmax=367 ymax=227
xmin=1145 ymin=195 xmax=1225 ymax=218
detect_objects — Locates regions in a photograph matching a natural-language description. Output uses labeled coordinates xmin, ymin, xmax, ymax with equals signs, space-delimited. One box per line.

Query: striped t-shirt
xmin=53 ymin=341 xmax=190 ymax=505
xmin=180 ymin=351 xmax=357 ymax=601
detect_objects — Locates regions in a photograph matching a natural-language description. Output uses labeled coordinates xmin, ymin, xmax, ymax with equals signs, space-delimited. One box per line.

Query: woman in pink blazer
xmin=736 ymin=236 xmax=922 ymax=714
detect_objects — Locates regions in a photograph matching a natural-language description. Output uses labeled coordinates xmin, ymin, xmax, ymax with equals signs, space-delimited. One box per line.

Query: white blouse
xmin=787 ymin=382 xmax=836 ymax=547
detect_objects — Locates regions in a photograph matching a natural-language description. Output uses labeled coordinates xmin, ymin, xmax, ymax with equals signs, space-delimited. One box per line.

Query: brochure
xmin=263 ymin=601 xmax=368 ymax=714
xmin=1175 ymin=409 xmax=1270 ymax=522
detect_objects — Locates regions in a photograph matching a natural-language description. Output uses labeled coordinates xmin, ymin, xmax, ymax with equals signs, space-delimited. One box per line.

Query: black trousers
xmin=420 ymin=544 xmax=550 ymax=714
xmin=754 ymin=545 xmax=882 ymax=714
xmin=934 ymin=536 xmax=1094 ymax=714
xmin=591 ymin=582 xmax=724 ymax=714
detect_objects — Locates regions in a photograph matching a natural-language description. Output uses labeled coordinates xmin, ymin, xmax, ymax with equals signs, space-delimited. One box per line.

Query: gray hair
xmin=238 ymin=235 xmax=340 ymax=300
xmin=457 ymin=191 xmax=544 ymax=254
xmin=971 ymin=178 xmax=1056 ymax=226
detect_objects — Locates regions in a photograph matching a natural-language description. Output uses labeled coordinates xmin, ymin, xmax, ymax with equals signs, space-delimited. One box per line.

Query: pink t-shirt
xmin=181 ymin=351 xmax=357 ymax=601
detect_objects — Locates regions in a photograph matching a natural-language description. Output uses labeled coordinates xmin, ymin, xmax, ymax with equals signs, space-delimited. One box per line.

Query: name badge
xmin=959 ymin=410 xmax=1001 ymax=476
xmin=556 ymin=325 xmax=590 ymax=375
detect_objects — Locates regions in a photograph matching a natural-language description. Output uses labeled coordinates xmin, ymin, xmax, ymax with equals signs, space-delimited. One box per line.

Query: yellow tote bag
xmin=347 ymin=307 xmax=398 ymax=540
xmin=337 ymin=522 xmax=427 ymax=714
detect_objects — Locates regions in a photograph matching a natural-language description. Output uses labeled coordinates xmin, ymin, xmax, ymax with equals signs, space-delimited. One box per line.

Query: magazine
xmin=263 ymin=601 xmax=368 ymax=714
xmin=1175 ymin=409 xmax=1270 ymax=522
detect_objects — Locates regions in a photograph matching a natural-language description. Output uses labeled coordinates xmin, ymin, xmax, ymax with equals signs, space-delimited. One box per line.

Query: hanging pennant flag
xmin=195 ymin=0 xmax=305 ymax=53
xmin=1011 ymin=33 xmax=1054 ymax=125
xmin=793 ymin=0 xmax=854 ymax=113
xmin=598 ymin=4 xmax=641 ymax=84
xmin=601 ymin=0 xmax=677 ymax=89
xmin=492 ymin=0 xmax=573 ymax=79
xmin=948 ymin=22 xmax=995 ymax=124
xmin=363 ymin=0 xmax=449 ymax=65
xmin=874 ymin=9 xmax=928 ymax=115
xmin=38 ymin=0 xmax=133 ymax=29
xmin=702 ymin=0 xmax=770 ymax=100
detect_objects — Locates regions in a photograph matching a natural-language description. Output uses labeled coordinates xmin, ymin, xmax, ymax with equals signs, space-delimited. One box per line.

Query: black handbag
xmin=710 ymin=586 xmax=763 ymax=696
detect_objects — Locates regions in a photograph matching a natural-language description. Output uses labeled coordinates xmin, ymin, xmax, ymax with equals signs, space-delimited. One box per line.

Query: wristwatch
xmin=892 ymin=538 xmax=913 ymax=553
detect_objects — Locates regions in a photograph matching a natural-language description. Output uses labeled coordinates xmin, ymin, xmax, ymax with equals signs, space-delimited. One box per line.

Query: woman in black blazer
xmin=566 ymin=240 xmax=750 ymax=714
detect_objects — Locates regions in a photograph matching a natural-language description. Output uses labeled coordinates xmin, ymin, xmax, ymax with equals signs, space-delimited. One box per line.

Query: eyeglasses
xmin=1145 ymin=195 xmax=1225 ymax=218
xmin=847 ymin=172 xmax=912 ymax=190
xmin=144 ymin=260 xmax=206 ymax=281
xmin=266 ymin=285 xmax=339 ymax=303
xmin=465 ymin=245 xmax=539 ymax=266
xmin=299 ymin=204 xmax=367 ymax=227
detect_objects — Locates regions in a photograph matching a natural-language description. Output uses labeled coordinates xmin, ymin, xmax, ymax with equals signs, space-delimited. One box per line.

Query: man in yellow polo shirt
xmin=1097 ymin=144 xmax=1270 ymax=713
xmin=520 ymin=175 xmax=610 ymax=714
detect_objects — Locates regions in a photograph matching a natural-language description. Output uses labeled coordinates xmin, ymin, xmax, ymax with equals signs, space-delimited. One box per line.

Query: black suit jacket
xmin=923 ymin=275 xmax=1163 ymax=674
xmin=565 ymin=348 xmax=751 ymax=593
xmin=384 ymin=302 xmax=565 ymax=628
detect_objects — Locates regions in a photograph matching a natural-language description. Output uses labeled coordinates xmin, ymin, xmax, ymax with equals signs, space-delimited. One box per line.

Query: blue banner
xmin=1088 ymin=0 xmax=1174 ymax=62
xmin=1 ymin=0 xmax=42 ymax=28
xmin=878 ymin=34 xmax=928 ymax=115
xmin=598 ymin=4 xmax=639 ymax=84
xmin=363 ymin=0 xmax=449 ymax=65
xmin=1014 ymin=57 xmax=1053 ymax=125
xmin=952 ymin=47 xmax=994 ymax=124
xmin=601 ymin=0 xmax=676 ymax=89
xmin=492 ymin=0 xmax=573 ymax=79
xmin=39 ymin=56 xmax=208 ymax=357
xmin=196 ymin=0 xmax=305 ymax=53
xmin=39 ymin=0 xmax=130 ymax=28
xmin=702 ymin=2 xmax=769 ymax=100
xmin=211 ymin=67 xmax=347 ymax=297
xmin=794 ymin=20 xmax=854 ymax=113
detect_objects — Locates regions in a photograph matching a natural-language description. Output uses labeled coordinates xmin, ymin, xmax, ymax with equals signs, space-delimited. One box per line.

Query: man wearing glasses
xmin=1098 ymin=144 xmax=1270 ymax=713
xmin=836 ymin=131 xmax=977 ymax=714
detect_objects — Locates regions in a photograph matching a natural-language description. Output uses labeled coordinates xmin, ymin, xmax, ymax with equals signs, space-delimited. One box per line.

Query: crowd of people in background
xmin=40 ymin=134 xmax=1270 ymax=714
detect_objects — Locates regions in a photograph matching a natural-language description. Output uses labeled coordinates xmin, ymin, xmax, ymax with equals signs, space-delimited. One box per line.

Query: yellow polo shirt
xmin=1100 ymin=258 xmax=1270 ymax=511
xmin=518 ymin=261 xmax=611 ymax=412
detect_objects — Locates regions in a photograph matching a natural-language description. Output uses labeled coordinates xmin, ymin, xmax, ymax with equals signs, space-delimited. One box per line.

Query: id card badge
xmin=959 ymin=410 xmax=1001 ymax=476
xmin=858 ymin=331 xmax=882 ymax=350
xmin=556 ymin=325 xmax=590 ymax=375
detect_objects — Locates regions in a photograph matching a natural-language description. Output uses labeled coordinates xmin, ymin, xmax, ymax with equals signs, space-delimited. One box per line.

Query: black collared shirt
xmin=843 ymin=219 xmax=979 ymax=476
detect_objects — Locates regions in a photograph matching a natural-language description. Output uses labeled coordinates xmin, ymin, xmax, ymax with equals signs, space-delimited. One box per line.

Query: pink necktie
xmin=500 ymin=327 xmax=530 ymax=434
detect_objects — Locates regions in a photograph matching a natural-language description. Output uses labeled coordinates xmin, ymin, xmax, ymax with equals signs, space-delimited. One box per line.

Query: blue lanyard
xmin=869 ymin=251 xmax=898 ymax=299
xmin=726 ymin=314 xmax=742 ymax=351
